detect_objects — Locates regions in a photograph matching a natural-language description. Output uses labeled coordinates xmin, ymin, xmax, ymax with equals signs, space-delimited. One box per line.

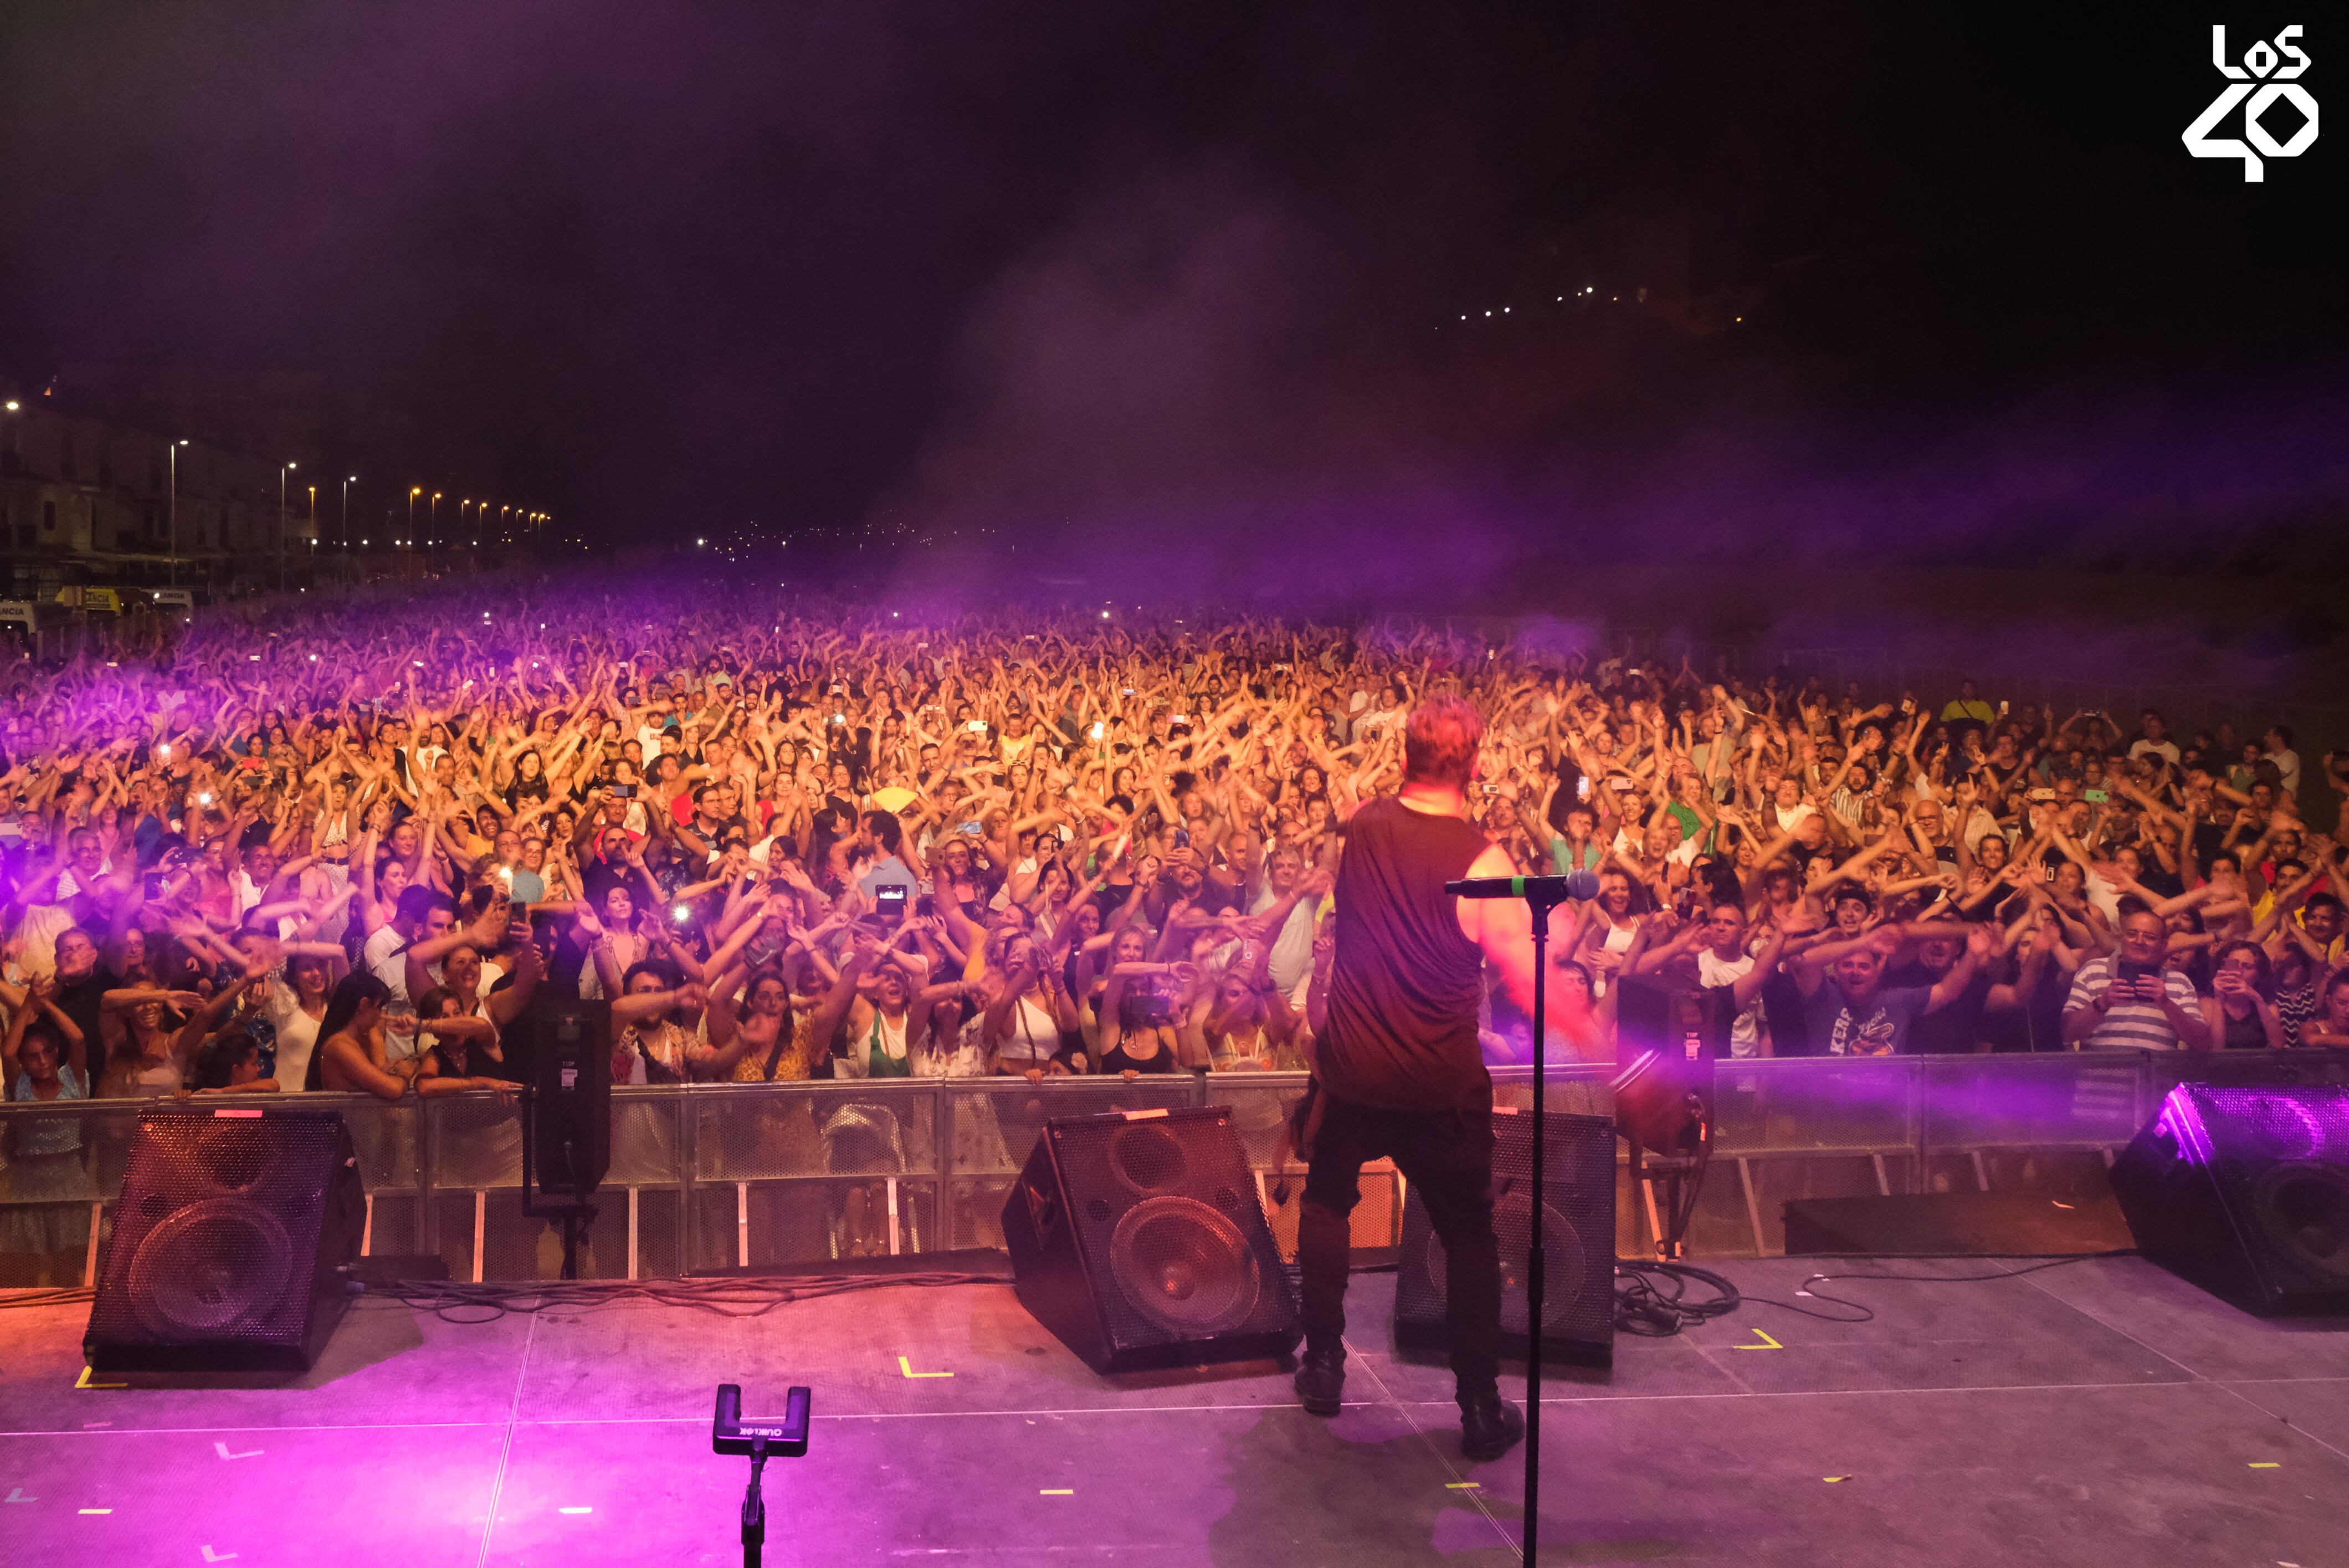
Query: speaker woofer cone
xmin=1422 ymin=1193 xmax=1583 ymax=1334
xmin=1107 ymin=1123 xmax=1191 ymax=1196
xmin=125 ymin=1198 xmax=295 ymax=1338
xmin=1108 ymin=1195 xmax=1260 ymax=1335
xmin=2250 ymin=1162 xmax=2349 ymax=1287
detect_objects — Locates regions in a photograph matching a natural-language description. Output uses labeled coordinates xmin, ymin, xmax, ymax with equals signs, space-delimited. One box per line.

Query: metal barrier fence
xmin=7 ymin=1051 xmax=2348 ymax=1286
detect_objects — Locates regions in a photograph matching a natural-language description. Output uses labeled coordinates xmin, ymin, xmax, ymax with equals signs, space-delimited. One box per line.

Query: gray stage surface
xmin=3 ymin=1255 xmax=2346 ymax=1566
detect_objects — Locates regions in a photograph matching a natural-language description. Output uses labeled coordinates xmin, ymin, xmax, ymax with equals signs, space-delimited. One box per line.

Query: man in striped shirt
xmin=2061 ymin=906 xmax=2210 ymax=1050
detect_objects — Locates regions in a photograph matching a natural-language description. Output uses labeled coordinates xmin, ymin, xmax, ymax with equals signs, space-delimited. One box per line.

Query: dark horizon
xmin=3 ymin=4 xmax=2342 ymax=578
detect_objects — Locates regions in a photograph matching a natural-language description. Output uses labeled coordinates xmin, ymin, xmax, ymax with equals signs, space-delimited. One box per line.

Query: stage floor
xmin=4 ymin=1255 xmax=2347 ymax=1567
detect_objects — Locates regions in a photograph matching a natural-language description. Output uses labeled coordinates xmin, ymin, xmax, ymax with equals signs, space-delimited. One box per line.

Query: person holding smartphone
xmin=2060 ymin=904 xmax=2210 ymax=1049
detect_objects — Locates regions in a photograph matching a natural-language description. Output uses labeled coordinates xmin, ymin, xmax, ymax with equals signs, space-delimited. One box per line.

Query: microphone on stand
xmin=1435 ymin=862 xmax=1598 ymax=1567
xmin=1444 ymin=869 xmax=1602 ymax=901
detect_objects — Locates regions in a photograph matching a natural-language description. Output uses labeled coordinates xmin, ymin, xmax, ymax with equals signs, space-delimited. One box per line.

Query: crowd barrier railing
xmin=6 ymin=1049 xmax=2347 ymax=1286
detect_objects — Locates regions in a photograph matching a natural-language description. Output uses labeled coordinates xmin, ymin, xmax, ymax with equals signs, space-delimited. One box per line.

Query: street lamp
xmin=429 ymin=491 xmax=441 ymax=541
xmin=168 ymin=439 xmax=188 ymax=586
xmin=408 ymin=485 xmax=420 ymax=539
xmin=341 ymin=475 xmax=356 ymax=551
xmin=277 ymin=462 xmax=297 ymax=591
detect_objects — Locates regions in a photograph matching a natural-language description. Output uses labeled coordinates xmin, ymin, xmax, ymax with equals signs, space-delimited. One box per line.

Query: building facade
xmin=0 ymin=392 xmax=314 ymax=592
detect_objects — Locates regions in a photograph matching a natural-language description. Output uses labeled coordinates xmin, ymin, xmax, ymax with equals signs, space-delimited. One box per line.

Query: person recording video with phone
xmin=2061 ymin=903 xmax=2209 ymax=1049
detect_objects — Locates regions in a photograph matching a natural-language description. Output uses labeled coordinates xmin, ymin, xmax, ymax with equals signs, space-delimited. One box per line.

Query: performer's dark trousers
xmin=1298 ymin=1085 xmax=1500 ymax=1400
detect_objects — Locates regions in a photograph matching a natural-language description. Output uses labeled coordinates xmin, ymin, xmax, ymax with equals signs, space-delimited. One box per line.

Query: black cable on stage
xmin=355 ymin=1270 xmax=1003 ymax=1325
xmin=1613 ymin=1260 xmax=1749 ymax=1335
xmin=0 ymin=1286 xmax=95 ymax=1311
xmin=1614 ymin=1250 xmax=2135 ymax=1336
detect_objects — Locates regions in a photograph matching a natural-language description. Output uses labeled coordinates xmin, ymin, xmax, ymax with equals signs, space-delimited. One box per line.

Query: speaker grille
xmin=1107 ymin=1121 xmax=1193 ymax=1196
xmin=1417 ymin=1192 xmax=1586 ymax=1339
xmin=86 ymin=1112 xmax=360 ymax=1367
xmin=1108 ymin=1195 xmax=1263 ymax=1335
xmin=124 ymin=1198 xmax=297 ymax=1337
xmin=1039 ymin=1109 xmax=1296 ymax=1363
xmin=2246 ymin=1162 xmax=2349 ymax=1289
xmin=2117 ymin=1084 xmax=2349 ymax=1314
xmin=2198 ymin=1087 xmax=2349 ymax=1166
xmin=1394 ymin=1109 xmax=1614 ymax=1365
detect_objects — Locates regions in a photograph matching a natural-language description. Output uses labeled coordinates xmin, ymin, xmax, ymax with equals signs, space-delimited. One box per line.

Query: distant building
xmin=0 ymin=380 xmax=318 ymax=592
xmin=1 ymin=365 xmax=540 ymax=594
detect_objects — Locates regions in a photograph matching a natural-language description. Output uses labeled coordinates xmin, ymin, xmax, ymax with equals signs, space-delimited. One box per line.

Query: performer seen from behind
xmin=1293 ymin=693 xmax=1591 ymax=1460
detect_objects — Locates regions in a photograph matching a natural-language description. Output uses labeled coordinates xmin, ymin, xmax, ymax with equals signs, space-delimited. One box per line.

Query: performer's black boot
xmin=1294 ymin=1347 xmax=1346 ymax=1417
xmin=1459 ymin=1392 xmax=1524 ymax=1461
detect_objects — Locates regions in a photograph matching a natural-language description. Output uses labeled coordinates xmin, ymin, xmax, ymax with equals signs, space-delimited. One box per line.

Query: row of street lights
xmin=163 ymin=458 xmax=552 ymax=582
xmin=0 ymin=396 xmax=556 ymax=583
xmin=394 ymin=488 xmax=548 ymax=546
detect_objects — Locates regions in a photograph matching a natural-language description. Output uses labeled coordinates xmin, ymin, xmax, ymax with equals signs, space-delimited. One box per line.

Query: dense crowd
xmin=1 ymin=581 xmax=2345 ymax=1273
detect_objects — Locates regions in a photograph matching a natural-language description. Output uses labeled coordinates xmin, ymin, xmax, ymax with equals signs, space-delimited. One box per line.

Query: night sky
xmin=1 ymin=3 xmax=2340 ymax=591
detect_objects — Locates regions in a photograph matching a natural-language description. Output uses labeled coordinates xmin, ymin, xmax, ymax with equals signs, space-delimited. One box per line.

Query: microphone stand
xmin=1514 ymin=877 xmax=1570 ymax=1568
xmin=1444 ymin=870 xmax=1594 ymax=1563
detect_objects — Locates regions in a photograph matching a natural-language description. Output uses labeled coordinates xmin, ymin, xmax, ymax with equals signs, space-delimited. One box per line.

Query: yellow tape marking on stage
xmin=1823 ymin=1476 xmax=1849 ymax=1483
xmin=1446 ymin=1482 xmax=1481 ymax=1490
xmin=74 ymin=1367 xmax=126 ymax=1390
xmin=1732 ymin=1328 xmax=1783 ymax=1351
xmin=79 ymin=1508 xmax=112 ymax=1515
xmin=2248 ymin=1462 xmax=2280 ymax=1469
xmin=897 ymin=1356 xmax=953 ymax=1379
xmin=1040 ymin=1489 xmax=1075 ymax=1496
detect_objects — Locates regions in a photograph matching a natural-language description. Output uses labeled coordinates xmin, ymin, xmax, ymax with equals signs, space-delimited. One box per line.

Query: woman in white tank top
xmin=982 ymin=931 xmax=1076 ymax=1078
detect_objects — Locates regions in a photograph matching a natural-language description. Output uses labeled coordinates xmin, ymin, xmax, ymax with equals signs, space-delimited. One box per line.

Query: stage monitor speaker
xmin=527 ymin=997 xmax=611 ymax=1201
xmin=1393 ymin=1106 xmax=1616 ymax=1369
xmin=2110 ymin=1083 xmax=2349 ymax=1315
xmin=84 ymin=1109 xmax=365 ymax=1373
xmin=1002 ymin=1106 xmax=1300 ymax=1374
